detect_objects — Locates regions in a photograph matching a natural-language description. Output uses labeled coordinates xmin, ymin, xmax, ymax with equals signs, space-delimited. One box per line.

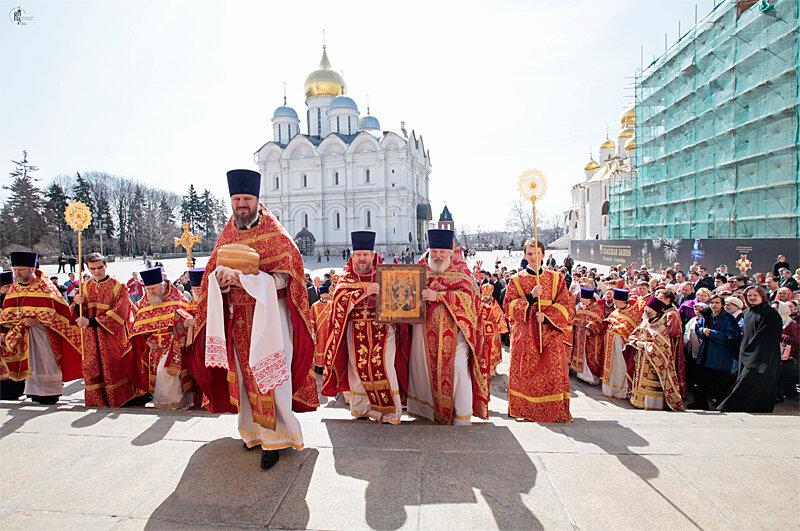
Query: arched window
xmin=304 ymin=213 xmax=309 ymax=228
xmin=335 ymin=212 xmax=340 ymax=229
xmin=586 ymin=189 xmax=589 ymax=201
xmin=334 ymin=172 xmax=339 ymax=185
xmin=336 ymin=116 xmax=340 ymax=132
xmin=303 ymin=174 xmax=307 ymax=188
xmin=366 ymin=210 xmax=372 ymax=228
xmin=365 ymin=169 xmax=371 ymax=183
xmin=274 ymin=176 xmax=279 ymax=190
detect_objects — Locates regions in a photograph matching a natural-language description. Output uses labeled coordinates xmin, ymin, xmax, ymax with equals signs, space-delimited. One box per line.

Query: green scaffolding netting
xmin=610 ymin=0 xmax=800 ymax=239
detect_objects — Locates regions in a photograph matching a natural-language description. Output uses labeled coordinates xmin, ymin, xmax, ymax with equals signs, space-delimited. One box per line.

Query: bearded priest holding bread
xmin=188 ymin=169 xmax=318 ymax=470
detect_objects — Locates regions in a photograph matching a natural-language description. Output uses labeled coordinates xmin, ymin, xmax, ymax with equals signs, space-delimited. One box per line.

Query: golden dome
xmin=625 ymin=135 xmax=636 ymax=151
xmin=620 ymin=103 xmax=635 ymax=127
xmin=304 ymin=46 xmax=346 ymax=99
xmin=584 ymin=158 xmax=599 ymax=171
xmin=617 ymin=126 xmax=634 ymax=139
xmin=599 ymin=137 xmax=615 ymax=150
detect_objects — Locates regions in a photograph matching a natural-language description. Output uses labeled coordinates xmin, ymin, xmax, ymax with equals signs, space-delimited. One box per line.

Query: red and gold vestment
xmin=570 ymin=299 xmax=606 ymax=376
xmin=0 ymin=271 xmax=81 ymax=382
xmin=321 ymin=255 xmax=410 ymax=413
xmin=125 ymin=282 xmax=190 ymax=394
xmin=479 ymin=294 xmax=507 ymax=373
xmin=188 ymin=206 xmax=318 ymax=431
xmin=602 ymin=304 xmax=641 ymax=382
xmin=625 ymin=314 xmax=685 ymax=411
xmin=73 ymin=276 xmax=138 ymax=406
xmin=413 ymin=255 xmax=490 ymax=424
xmin=310 ymin=299 xmax=332 ymax=369
xmin=503 ymin=269 xmax=574 ymax=423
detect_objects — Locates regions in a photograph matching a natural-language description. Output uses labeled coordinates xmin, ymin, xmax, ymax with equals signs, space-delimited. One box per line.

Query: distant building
xmin=255 ymin=46 xmax=433 ymax=255
xmin=437 ymin=204 xmax=454 ymax=231
xmin=611 ymin=0 xmax=799 ymax=238
xmin=565 ymin=103 xmax=637 ymax=241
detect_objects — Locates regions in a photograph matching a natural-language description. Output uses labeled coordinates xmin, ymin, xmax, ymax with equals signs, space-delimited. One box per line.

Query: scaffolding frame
xmin=611 ymin=0 xmax=800 ymax=239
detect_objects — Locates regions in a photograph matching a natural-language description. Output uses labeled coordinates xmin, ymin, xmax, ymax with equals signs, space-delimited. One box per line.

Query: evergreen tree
xmin=72 ymin=172 xmax=96 ymax=239
xmin=180 ymin=184 xmax=201 ymax=233
xmin=5 ymin=174 xmax=46 ymax=249
xmin=44 ymin=182 xmax=71 ymax=253
xmin=129 ymin=185 xmax=146 ymax=254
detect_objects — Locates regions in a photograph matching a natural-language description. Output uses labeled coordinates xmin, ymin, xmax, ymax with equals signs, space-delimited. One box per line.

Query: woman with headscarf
xmin=717 ymin=286 xmax=783 ymax=412
xmin=688 ymin=295 xmax=740 ymax=410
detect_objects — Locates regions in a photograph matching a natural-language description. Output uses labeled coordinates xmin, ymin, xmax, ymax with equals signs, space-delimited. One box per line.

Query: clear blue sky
xmin=1 ymin=0 xmax=719 ymax=230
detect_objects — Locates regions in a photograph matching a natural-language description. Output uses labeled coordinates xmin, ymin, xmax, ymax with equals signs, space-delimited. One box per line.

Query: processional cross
xmin=174 ymin=223 xmax=202 ymax=268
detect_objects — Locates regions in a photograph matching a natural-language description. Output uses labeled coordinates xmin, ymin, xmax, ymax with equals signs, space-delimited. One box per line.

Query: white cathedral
xmin=254 ymin=46 xmax=433 ymax=256
xmin=565 ymin=102 xmax=637 ymax=241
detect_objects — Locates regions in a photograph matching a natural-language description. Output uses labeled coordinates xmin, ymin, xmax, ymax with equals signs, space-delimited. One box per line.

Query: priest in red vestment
xmin=503 ymin=239 xmax=574 ymax=423
xmin=72 ymin=252 xmax=139 ymax=407
xmin=309 ymin=284 xmax=332 ymax=371
xmin=0 ymin=252 xmax=81 ymax=404
xmin=187 ymin=169 xmax=318 ymax=470
xmin=569 ymin=287 xmax=606 ymax=385
xmin=407 ymin=229 xmax=490 ymax=425
xmin=125 ymin=267 xmax=194 ymax=409
xmin=322 ymin=231 xmax=410 ymax=424
xmin=480 ymin=283 xmax=507 ymax=375
xmin=601 ymin=289 xmax=641 ymax=400
xmin=0 ymin=271 xmax=25 ymax=400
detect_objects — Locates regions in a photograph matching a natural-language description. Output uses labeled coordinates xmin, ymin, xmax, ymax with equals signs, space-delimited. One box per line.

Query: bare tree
xmin=505 ymin=199 xmax=534 ymax=243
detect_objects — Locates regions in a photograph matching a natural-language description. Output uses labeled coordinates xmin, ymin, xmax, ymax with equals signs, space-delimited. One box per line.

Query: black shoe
xmin=686 ymin=401 xmax=710 ymax=411
xmin=261 ymin=449 xmax=279 ymax=469
xmin=243 ymin=442 xmax=258 ymax=450
xmin=28 ymin=395 xmax=59 ymax=405
xmin=123 ymin=393 xmax=152 ymax=407
xmin=355 ymin=416 xmax=370 ymax=420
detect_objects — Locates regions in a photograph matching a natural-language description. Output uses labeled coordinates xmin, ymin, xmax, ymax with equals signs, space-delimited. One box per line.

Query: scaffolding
xmin=611 ymin=0 xmax=800 ymax=239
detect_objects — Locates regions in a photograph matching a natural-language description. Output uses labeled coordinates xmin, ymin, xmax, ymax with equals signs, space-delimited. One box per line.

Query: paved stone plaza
xmin=1 ymin=349 xmax=798 ymax=530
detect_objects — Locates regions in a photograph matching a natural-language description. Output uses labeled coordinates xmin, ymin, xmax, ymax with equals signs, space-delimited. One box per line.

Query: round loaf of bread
xmin=217 ymin=244 xmax=260 ymax=276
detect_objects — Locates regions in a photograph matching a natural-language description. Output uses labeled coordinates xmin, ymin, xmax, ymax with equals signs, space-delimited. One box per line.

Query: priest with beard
xmin=407 ymin=229 xmax=490 ymax=425
xmin=569 ymin=287 xmax=606 ymax=386
xmin=503 ymin=239 xmax=574 ymax=423
xmin=322 ymin=230 xmax=410 ymax=424
xmin=624 ymin=297 xmax=685 ymax=411
xmin=125 ymin=267 xmax=194 ymax=409
xmin=0 ymin=252 xmax=82 ymax=404
xmin=188 ymin=169 xmax=318 ymax=470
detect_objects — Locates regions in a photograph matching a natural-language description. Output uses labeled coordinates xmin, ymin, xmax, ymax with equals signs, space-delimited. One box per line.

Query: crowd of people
xmin=1 ymin=168 xmax=797 ymax=471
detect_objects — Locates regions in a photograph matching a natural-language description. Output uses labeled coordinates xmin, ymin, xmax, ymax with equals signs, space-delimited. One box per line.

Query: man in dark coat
xmin=773 ymin=255 xmax=791 ymax=278
xmin=718 ymin=286 xmax=783 ymax=413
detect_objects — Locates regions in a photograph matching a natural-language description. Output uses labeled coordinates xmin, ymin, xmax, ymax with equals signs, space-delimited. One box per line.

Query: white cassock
xmin=407 ymin=325 xmax=472 ymax=426
xmin=601 ymin=335 xmax=630 ymax=399
xmin=234 ymin=273 xmax=303 ymax=450
xmin=153 ymin=356 xmax=193 ymax=410
xmin=575 ymin=303 xmax=601 ymax=386
xmin=346 ymin=319 xmax=402 ymax=423
xmin=24 ymin=324 xmax=62 ymax=397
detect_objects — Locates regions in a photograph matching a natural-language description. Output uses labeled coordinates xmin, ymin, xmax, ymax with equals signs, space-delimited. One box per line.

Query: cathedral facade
xmin=565 ymin=102 xmax=637 ymax=241
xmin=254 ymin=46 xmax=433 ymax=255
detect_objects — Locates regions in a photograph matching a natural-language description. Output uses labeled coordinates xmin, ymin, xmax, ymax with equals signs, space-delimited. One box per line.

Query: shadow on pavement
xmin=549 ymin=418 xmax=658 ymax=480
xmin=131 ymin=413 xmax=193 ymax=446
xmin=145 ymin=437 xmax=317 ymax=529
xmin=0 ymin=404 xmax=58 ymax=439
xmin=325 ymin=419 xmax=543 ymax=530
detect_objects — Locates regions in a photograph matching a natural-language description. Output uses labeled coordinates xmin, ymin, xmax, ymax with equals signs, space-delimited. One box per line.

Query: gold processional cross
xmin=174 ymin=223 xmax=202 ymax=268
